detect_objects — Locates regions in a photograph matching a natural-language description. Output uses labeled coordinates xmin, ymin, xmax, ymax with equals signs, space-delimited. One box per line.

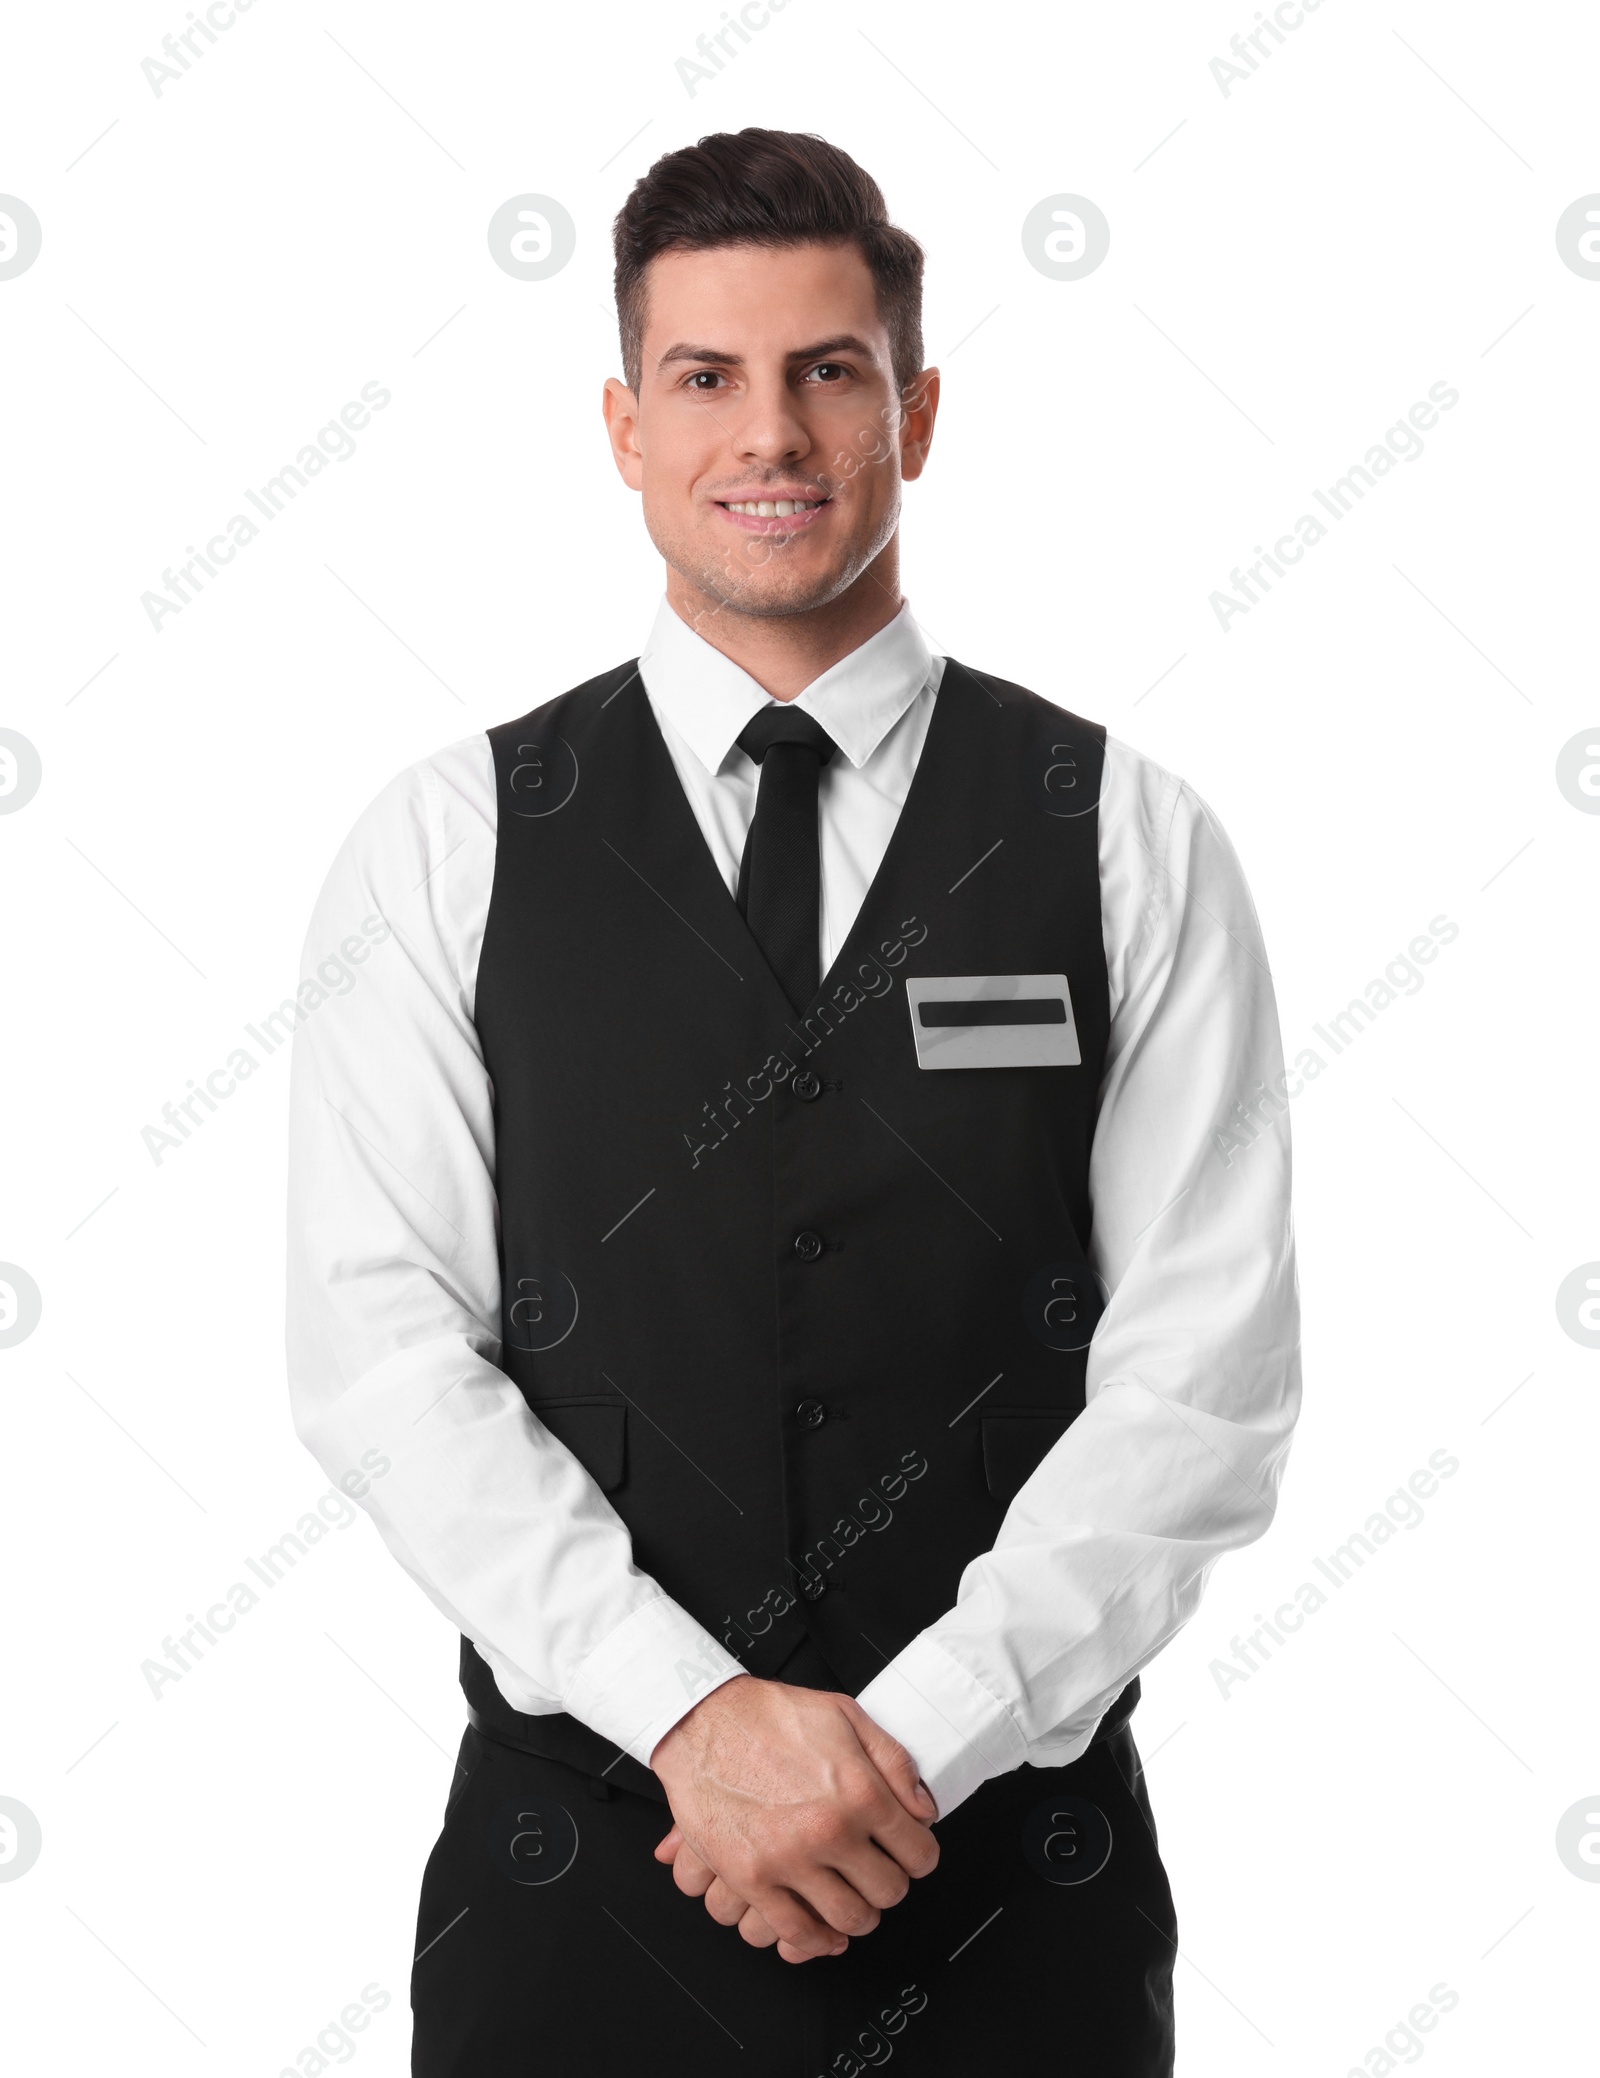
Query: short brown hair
xmin=612 ymin=128 xmax=925 ymax=395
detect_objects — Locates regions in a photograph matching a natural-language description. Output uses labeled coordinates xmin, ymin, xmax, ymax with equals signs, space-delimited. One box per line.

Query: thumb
xmin=653 ymin=1824 xmax=684 ymax=1863
xmin=842 ymin=1701 xmax=938 ymax=1821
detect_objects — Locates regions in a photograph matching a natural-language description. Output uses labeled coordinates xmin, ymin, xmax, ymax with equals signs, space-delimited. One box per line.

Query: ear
xmin=603 ymin=376 xmax=645 ymax=491
xmin=898 ymin=368 xmax=940 ymax=483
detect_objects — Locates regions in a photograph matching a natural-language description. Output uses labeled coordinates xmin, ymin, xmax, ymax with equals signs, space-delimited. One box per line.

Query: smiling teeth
xmin=725 ymin=500 xmax=822 ymax=517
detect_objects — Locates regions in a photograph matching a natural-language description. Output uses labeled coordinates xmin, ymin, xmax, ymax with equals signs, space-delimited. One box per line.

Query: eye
xmin=685 ymin=369 xmax=728 ymax=391
xmin=807 ymin=362 xmax=850 ymax=384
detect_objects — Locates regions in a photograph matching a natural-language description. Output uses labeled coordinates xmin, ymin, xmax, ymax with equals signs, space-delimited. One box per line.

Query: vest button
xmin=796 ymin=1398 xmax=826 ymax=1428
xmin=793 ymin=1070 xmax=822 ymax=1101
xmin=793 ymin=1230 xmax=824 ymax=1262
xmin=799 ymin=1574 xmax=826 ymax=1601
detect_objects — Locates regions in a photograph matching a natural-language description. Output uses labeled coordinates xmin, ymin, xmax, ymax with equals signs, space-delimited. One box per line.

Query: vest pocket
xmin=981 ymin=1409 xmax=1073 ymax=1506
xmin=529 ymin=1395 xmax=627 ymax=1492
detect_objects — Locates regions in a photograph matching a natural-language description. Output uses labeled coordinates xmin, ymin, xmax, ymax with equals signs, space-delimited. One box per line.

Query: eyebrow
xmin=654 ymin=333 xmax=881 ymax=373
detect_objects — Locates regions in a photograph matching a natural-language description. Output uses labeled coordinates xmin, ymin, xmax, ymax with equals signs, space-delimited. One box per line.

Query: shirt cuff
xmin=855 ymin=1633 xmax=1030 ymax=1821
xmin=560 ymin=1596 xmax=746 ymax=1768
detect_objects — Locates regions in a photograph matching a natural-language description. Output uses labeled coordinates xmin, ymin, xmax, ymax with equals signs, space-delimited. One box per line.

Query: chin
xmin=717 ymin=575 xmax=852 ymax=618
xmin=687 ymin=549 xmax=866 ymax=619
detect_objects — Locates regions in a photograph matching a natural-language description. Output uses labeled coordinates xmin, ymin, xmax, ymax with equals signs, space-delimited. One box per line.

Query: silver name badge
xmin=905 ymin=974 xmax=1080 ymax=1070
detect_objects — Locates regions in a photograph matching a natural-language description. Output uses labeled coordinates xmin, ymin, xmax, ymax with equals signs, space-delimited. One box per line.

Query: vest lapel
xmin=595 ymin=669 xmax=796 ymax=1027
xmin=805 ymin=658 xmax=987 ymax=1012
xmin=598 ymin=657 xmax=988 ymax=1031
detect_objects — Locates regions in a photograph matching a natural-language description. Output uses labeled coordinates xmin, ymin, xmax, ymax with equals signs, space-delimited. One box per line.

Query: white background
xmin=3 ymin=1 xmax=1596 ymax=2070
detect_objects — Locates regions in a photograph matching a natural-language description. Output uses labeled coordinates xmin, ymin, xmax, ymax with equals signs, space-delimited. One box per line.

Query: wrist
xmin=651 ymin=1671 xmax=753 ymax=1777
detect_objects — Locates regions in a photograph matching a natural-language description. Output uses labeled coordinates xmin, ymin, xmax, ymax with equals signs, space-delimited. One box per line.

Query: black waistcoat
xmin=464 ymin=657 xmax=1137 ymax=1797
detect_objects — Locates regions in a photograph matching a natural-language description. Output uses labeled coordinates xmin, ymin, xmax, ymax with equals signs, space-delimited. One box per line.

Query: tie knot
xmin=737 ymin=704 xmax=839 ymax=767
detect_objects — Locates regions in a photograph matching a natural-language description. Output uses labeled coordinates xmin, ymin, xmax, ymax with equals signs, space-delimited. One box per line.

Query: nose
xmin=727 ymin=372 xmax=813 ymax=469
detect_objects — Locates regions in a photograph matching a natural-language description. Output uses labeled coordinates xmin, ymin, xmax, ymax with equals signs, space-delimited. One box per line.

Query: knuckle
xmin=795 ymin=1805 xmax=847 ymax=1854
xmin=818 ymin=1811 xmax=853 ymax=1852
xmin=859 ymin=1769 xmax=902 ymax=1817
xmin=833 ymin=1789 xmax=876 ymax=1836
xmin=725 ymin=1848 xmax=763 ymax=1892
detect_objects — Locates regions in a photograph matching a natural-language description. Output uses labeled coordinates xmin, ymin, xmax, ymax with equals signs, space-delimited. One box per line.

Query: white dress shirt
xmin=286 ymin=596 xmax=1301 ymax=1820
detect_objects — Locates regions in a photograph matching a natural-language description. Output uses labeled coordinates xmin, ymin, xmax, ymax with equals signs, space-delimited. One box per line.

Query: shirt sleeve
xmin=856 ymin=740 xmax=1303 ymax=1819
xmin=284 ymin=738 xmax=744 ymax=1767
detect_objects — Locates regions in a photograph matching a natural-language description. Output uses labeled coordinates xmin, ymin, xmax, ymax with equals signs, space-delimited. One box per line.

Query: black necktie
xmin=735 ymin=705 xmax=839 ymax=1013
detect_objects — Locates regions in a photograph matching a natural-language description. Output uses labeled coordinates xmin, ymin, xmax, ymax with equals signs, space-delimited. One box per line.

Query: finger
xmin=734 ymin=1904 xmax=781 ymax=1949
xmin=777 ymin=1935 xmax=843 ymax=1964
xmin=839 ymin=1700 xmax=939 ymax=1822
xmin=740 ymin=1883 xmax=849 ymax=1961
xmin=668 ymin=1844 xmax=718 ymax=1899
xmin=870 ymin=1807 xmax=940 ymax=1884
xmin=798 ymin=1760 xmax=939 ymax=1886
xmin=788 ymin=1866 xmax=883 ymax=1941
xmin=850 ymin=1781 xmax=941 ymax=1883
xmin=826 ymin=1836 xmax=923 ymax=1912
xmin=673 ymin=1853 xmax=710 ymax=1903
xmin=652 ymin=1825 xmax=683 ymax=1863
xmin=702 ymin=1876 xmax=748 ymax=1928
xmin=825 ymin=1708 xmax=940 ymax=1880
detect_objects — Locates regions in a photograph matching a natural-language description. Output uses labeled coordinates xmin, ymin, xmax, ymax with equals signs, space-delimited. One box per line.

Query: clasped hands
xmin=650 ymin=1673 xmax=940 ymax=1965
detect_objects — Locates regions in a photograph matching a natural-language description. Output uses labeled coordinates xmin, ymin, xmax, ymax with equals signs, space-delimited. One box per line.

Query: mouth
xmin=713 ymin=493 xmax=833 ymax=535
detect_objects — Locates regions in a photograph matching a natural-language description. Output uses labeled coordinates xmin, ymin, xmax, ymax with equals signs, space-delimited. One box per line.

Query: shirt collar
xmin=637 ymin=595 xmax=939 ymax=776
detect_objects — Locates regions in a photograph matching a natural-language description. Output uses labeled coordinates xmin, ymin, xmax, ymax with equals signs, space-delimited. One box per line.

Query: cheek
xmin=838 ymin=451 xmax=902 ymax=533
xmin=641 ymin=403 xmax=724 ymax=481
xmin=637 ymin=463 xmax=714 ymax=546
xmin=842 ymin=414 xmax=894 ymax=468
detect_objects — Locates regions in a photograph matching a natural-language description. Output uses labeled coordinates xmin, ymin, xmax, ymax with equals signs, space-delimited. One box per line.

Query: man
xmin=287 ymin=128 xmax=1300 ymax=2076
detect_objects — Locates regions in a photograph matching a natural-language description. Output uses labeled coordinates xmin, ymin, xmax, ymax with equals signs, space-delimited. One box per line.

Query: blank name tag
xmin=905 ymin=974 xmax=1080 ymax=1070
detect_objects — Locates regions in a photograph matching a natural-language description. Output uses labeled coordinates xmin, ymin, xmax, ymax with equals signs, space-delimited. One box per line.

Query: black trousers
xmin=412 ymin=1652 xmax=1176 ymax=2076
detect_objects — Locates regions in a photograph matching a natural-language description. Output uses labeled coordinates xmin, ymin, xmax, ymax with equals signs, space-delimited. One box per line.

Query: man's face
xmin=603 ymin=240 xmax=937 ymax=620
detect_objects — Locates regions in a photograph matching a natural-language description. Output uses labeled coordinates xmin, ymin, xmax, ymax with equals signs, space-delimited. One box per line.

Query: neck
xmin=666 ymin=540 xmax=903 ymax=701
